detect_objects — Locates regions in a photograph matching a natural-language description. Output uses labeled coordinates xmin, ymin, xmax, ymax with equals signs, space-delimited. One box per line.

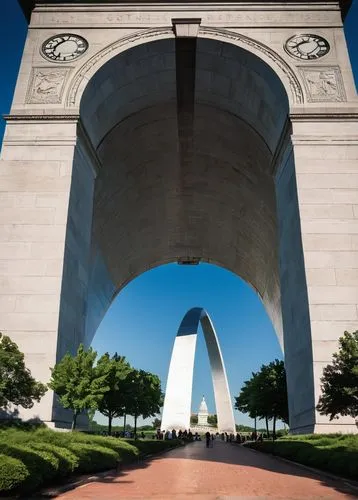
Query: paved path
xmin=58 ymin=440 xmax=356 ymax=499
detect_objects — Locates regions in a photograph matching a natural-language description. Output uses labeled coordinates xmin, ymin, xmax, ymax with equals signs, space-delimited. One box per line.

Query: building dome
xmin=198 ymin=396 xmax=208 ymax=416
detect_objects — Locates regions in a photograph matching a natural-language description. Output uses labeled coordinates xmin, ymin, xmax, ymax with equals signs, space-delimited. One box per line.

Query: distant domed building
xmin=198 ymin=396 xmax=209 ymax=426
xmin=190 ymin=396 xmax=218 ymax=434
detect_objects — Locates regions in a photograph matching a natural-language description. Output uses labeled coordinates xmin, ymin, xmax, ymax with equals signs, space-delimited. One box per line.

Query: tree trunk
xmin=134 ymin=414 xmax=138 ymax=436
xmin=72 ymin=411 xmax=78 ymax=431
xmin=273 ymin=415 xmax=277 ymax=440
xmin=254 ymin=415 xmax=257 ymax=433
xmin=123 ymin=414 xmax=126 ymax=433
xmin=265 ymin=416 xmax=270 ymax=438
xmin=108 ymin=414 xmax=113 ymax=436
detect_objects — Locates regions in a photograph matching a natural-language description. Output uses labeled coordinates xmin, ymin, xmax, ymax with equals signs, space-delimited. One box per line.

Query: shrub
xmin=67 ymin=443 xmax=119 ymax=473
xmin=0 ymin=443 xmax=59 ymax=491
xmin=0 ymin=454 xmax=29 ymax=494
xmin=0 ymin=419 xmax=45 ymax=431
xmin=33 ymin=429 xmax=139 ymax=463
xmin=30 ymin=442 xmax=79 ymax=477
xmin=0 ymin=429 xmax=79 ymax=477
xmin=90 ymin=437 xmax=139 ymax=462
xmin=0 ymin=427 xmax=184 ymax=495
xmin=245 ymin=436 xmax=358 ymax=480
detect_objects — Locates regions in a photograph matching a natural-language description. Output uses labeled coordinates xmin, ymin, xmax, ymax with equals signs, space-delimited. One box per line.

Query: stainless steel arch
xmin=161 ymin=307 xmax=235 ymax=432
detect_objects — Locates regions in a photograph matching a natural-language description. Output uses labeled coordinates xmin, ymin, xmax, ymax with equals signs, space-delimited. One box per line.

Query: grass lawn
xmin=245 ymin=434 xmax=358 ymax=480
xmin=0 ymin=425 xmax=182 ymax=496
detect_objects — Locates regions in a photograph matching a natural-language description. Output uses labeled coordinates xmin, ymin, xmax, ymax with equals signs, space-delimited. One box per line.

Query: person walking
xmin=205 ymin=431 xmax=211 ymax=448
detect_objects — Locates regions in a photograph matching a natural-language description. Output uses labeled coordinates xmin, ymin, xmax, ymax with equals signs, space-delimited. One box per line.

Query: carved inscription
xmin=32 ymin=10 xmax=337 ymax=28
xmin=299 ymin=66 xmax=346 ymax=102
xmin=27 ymin=67 xmax=71 ymax=104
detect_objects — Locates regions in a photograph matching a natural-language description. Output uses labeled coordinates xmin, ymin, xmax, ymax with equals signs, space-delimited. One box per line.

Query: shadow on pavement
xmin=36 ymin=440 xmax=357 ymax=498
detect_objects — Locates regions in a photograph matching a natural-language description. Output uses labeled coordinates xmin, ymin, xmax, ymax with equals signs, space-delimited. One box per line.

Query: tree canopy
xmin=208 ymin=414 xmax=218 ymax=426
xmin=49 ymin=344 xmax=109 ymax=430
xmin=125 ymin=369 xmax=163 ymax=434
xmin=0 ymin=333 xmax=47 ymax=411
xmin=49 ymin=344 xmax=164 ymax=433
xmin=152 ymin=417 xmax=162 ymax=429
xmin=235 ymin=359 xmax=289 ymax=437
xmin=96 ymin=353 xmax=132 ymax=434
xmin=317 ymin=331 xmax=358 ymax=422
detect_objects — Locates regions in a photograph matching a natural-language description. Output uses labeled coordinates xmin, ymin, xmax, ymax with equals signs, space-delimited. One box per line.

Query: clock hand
xmin=292 ymin=40 xmax=314 ymax=50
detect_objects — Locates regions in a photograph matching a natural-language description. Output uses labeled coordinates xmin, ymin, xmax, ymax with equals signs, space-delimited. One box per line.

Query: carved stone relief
xmin=26 ymin=67 xmax=71 ymax=104
xmin=299 ymin=66 xmax=346 ymax=102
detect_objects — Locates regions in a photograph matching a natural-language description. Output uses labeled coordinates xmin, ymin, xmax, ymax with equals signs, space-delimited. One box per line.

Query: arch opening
xmin=55 ymin=34 xmax=316 ymax=431
xmin=74 ymin=36 xmax=290 ymax=354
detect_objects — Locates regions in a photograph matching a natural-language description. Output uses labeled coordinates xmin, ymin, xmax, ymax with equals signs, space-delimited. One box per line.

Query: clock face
xmin=42 ymin=34 xmax=88 ymax=62
xmin=285 ymin=34 xmax=330 ymax=60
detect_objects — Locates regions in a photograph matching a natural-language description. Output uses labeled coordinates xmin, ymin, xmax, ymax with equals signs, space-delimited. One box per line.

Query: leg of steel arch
xmin=161 ymin=307 xmax=235 ymax=433
xmin=161 ymin=332 xmax=197 ymax=430
xmin=200 ymin=314 xmax=236 ymax=433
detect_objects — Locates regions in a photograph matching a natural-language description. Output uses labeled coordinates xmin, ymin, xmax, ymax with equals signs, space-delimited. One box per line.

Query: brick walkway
xmin=58 ymin=440 xmax=355 ymax=499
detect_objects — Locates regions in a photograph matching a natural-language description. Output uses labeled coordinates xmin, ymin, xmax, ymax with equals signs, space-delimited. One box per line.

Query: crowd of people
xmin=155 ymin=428 xmax=197 ymax=441
xmin=99 ymin=430 xmax=147 ymax=439
xmin=155 ymin=428 xmax=265 ymax=445
xmin=98 ymin=428 xmax=266 ymax=443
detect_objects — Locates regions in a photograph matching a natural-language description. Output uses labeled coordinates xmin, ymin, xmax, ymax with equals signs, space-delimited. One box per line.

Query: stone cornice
xmin=3 ymin=113 xmax=80 ymax=122
xmin=33 ymin=2 xmax=341 ymax=11
xmin=290 ymin=111 xmax=358 ymax=121
xmin=19 ymin=0 xmax=350 ymax=22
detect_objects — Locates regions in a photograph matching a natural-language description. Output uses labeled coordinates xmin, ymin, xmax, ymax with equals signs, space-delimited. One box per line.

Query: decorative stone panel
xmin=26 ymin=67 xmax=71 ymax=104
xmin=299 ymin=66 xmax=346 ymax=102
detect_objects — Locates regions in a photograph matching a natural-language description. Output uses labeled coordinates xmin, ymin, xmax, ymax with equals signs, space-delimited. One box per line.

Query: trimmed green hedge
xmin=0 ymin=427 xmax=183 ymax=496
xmin=0 ymin=443 xmax=59 ymax=492
xmin=245 ymin=434 xmax=358 ymax=480
xmin=67 ymin=443 xmax=118 ymax=473
xmin=0 ymin=454 xmax=29 ymax=494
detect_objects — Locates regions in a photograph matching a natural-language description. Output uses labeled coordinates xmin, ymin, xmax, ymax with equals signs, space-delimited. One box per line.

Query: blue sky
xmin=1 ymin=0 xmax=357 ymax=428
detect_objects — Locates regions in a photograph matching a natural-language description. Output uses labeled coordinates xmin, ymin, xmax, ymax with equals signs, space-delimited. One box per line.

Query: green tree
xmin=49 ymin=344 xmax=109 ymax=430
xmin=152 ymin=417 xmax=161 ymax=429
xmin=0 ymin=333 xmax=47 ymax=411
xmin=96 ymin=353 xmax=132 ymax=435
xmin=259 ymin=360 xmax=289 ymax=437
xmin=190 ymin=414 xmax=198 ymax=425
xmin=126 ymin=369 xmax=163 ymax=435
xmin=208 ymin=414 xmax=218 ymax=426
xmin=235 ymin=360 xmax=289 ymax=438
xmin=235 ymin=374 xmax=260 ymax=433
xmin=317 ymin=331 xmax=358 ymax=422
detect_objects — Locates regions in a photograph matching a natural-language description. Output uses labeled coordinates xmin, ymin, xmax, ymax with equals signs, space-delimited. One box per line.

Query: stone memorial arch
xmin=161 ymin=307 xmax=236 ymax=433
xmin=0 ymin=0 xmax=357 ymax=432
